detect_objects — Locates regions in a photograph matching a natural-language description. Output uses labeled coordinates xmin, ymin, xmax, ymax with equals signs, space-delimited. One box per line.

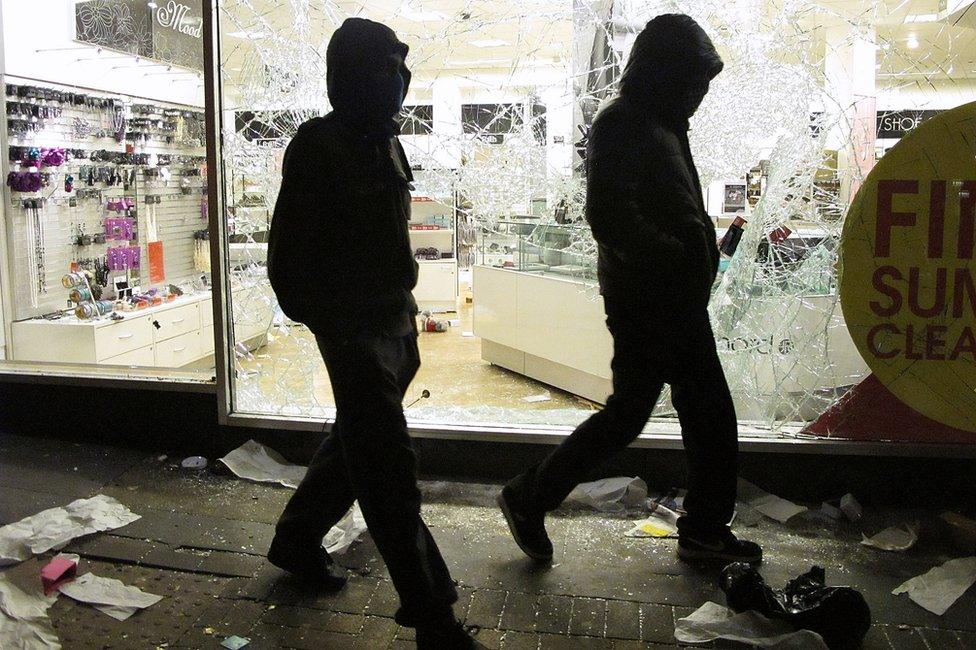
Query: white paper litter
xmin=522 ymin=391 xmax=551 ymax=403
xmin=861 ymin=522 xmax=919 ymax=552
xmin=674 ymin=601 xmax=828 ymax=649
xmin=892 ymin=556 xmax=976 ymax=615
xmin=220 ymin=441 xmax=367 ymax=555
xmin=626 ymin=505 xmax=679 ymax=538
xmin=0 ymin=557 xmax=65 ymax=650
xmin=568 ymin=477 xmax=648 ymax=512
xmin=0 ymin=496 xmax=141 ymax=566
xmin=324 ymin=503 xmax=367 ymax=555
xmin=59 ymin=573 xmax=163 ymax=621
xmin=750 ymin=494 xmax=808 ymax=524
xmin=219 ymin=440 xmax=307 ymax=489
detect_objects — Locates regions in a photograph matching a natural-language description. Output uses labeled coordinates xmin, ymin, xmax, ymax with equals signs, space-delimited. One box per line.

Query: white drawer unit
xmin=94 ymin=315 xmax=155 ymax=361
xmin=11 ymin=293 xmax=218 ymax=369
xmin=155 ymin=330 xmax=203 ymax=368
xmin=414 ymin=261 xmax=458 ymax=312
xmin=102 ymin=345 xmax=157 ymax=367
xmin=202 ymin=324 xmax=215 ymax=355
xmin=152 ymin=302 xmax=201 ymax=343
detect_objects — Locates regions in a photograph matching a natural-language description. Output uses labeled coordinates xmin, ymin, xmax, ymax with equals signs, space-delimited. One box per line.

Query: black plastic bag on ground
xmin=721 ymin=563 xmax=871 ymax=649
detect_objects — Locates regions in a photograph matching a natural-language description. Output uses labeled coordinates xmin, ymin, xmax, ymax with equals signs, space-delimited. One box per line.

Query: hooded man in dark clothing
xmin=498 ymin=14 xmax=761 ymax=564
xmin=265 ymin=18 xmax=481 ymax=649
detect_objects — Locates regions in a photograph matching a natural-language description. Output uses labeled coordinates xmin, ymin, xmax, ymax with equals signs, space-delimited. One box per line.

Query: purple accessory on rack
xmin=39 ymin=148 xmax=66 ymax=167
xmin=6 ymin=171 xmax=42 ymax=192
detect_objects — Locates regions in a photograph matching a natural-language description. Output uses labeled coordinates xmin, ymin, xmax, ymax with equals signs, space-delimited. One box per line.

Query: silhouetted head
xmin=326 ymin=17 xmax=411 ymax=138
xmin=619 ymin=14 xmax=723 ymax=124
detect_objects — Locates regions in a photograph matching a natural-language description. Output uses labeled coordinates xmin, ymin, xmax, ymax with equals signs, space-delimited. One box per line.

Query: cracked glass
xmin=214 ymin=0 xmax=972 ymax=438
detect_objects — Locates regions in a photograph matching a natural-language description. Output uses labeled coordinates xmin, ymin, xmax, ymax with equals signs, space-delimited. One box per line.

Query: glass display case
xmin=476 ymin=220 xmax=596 ymax=282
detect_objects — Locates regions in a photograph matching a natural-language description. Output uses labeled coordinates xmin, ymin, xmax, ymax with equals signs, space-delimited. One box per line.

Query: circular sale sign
xmin=840 ymin=101 xmax=976 ymax=432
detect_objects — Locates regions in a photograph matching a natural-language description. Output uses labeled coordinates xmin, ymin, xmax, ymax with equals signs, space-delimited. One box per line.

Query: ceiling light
xmin=906 ymin=35 xmax=920 ymax=49
xmin=226 ymin=30 xmax=268 ymax=40
xmin=147 ymin=1 xmax=157 ymax=7
xmin=905 ymin=13 xmax=938 ymax=23
xmin=470 ymin=39 xmax=509 ymax=48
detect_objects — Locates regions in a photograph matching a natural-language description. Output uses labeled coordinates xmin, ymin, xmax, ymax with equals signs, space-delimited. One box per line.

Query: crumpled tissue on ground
xmin=219 ymin=440 xmax=366 ymax=555
xmin=0 ymin=557 xmax=66 ymax=649
xmin=0 ymin=496 xmax=141 ymax=566
xmin=218 ymin=439 xmax=307 ymax=489
xmin=324 ymin=503 xmax=367 ymax=555
xmin=737 ymin=479 xmax=807 ymax=524
xmin=892 ymin=556 xmax=976 ymax=615
xmin=58 ymin=572 xmax=163 ymax=621
xmin=568 ymin=477 xmax=648 ymax=512
xmin=861 ymin=522 xmax=919 ymax=552
xmin=674 ymin=601 xmax=828 ymax=649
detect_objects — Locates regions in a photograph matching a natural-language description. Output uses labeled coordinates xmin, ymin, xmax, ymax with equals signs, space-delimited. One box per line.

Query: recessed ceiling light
xmin=470 ymin=39 xmax=509 ymax=48
xmin=905 ymin=13 xmax=938 ymax=23
xmin=907 ymin=35 xmax=919 ymax=49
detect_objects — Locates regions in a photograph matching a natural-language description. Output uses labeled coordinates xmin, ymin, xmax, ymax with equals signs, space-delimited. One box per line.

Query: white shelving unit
xmin=410 ymin=197 xmax=458 ymax=313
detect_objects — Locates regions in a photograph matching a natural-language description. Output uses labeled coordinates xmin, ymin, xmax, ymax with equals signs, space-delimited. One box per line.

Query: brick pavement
xmin=1 ymin=433 xmax=975 ymax=649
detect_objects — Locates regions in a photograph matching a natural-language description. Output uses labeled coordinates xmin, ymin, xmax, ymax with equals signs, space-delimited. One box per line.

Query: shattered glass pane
xmin=216 ymin=0 xmax=968 ymax=436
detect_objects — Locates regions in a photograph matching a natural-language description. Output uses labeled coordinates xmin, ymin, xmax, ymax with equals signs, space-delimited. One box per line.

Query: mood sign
xmin=841 ymin=102 xmax=976 ymax=432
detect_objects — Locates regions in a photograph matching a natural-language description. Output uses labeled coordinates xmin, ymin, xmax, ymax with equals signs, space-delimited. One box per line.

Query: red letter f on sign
xmin=875 ymin=180 xmax=918 ymax=257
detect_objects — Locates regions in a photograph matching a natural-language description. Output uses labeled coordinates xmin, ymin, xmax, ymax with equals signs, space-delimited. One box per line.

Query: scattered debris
xmin=861 ymin=522 xmax=919 ymax=552
xmin=751 ymin=493 xmax=807 ymax=524
xmin=218 ymin=440 xmax=306 ymax=489
xmin=626 ymin=505 xmax=679 ymax=538
xmin=0 ymin=495 xmax=141 ymax=566
xmin=839 ymin=494 xmax=863 ymax=522
xmin=461 ymin=331 xmax=474 ymax=337
xmin=892 ymin=556 xmax=976 ymax=615
xmin=674 ymin=601 xmax=827 ymax=649
xmin=941 ymin=512 xmax=976 ymax=554
xmin=0 ymin=557 xmax=63 ymax=649
xmin=722 ymin=563 xmax=870 ymax=649
xmin=818 ymin=502 xmax=843 ymax=521
xmin=180 ymin=456 xmax=208 ymax=470
xmin=737 ymin=480 xmax=807 ymax=524
xmin=323 ymin=503 xmax=367 ymax=555
xmin=58 ymin=573 xmax=163 ymax=621
xmin=41 ymin=556 xmax=78 ymax=595
xmin=568 ymin=477 xmax=647 ymax=513
xmin=221 ymin=635 xmax=251 ymax=649
xmin=521 ymin=391 xmax=552 ymax=403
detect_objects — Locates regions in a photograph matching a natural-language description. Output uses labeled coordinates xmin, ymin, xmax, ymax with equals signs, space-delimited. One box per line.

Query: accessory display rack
xmin=2 ymin=75 xmax=207 ymax=322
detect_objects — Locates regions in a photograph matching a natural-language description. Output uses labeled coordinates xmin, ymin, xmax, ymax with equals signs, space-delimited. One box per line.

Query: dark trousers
xmin=276 ymin=331 xmax=457 ymax=627
xmin=513 ymin=308 xmax=738 ymax=533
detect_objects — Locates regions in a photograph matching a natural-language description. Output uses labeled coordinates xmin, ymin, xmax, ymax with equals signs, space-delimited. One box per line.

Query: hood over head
xmin=618 ymin=14 xmax=723 ymax=124
xmin=327 ymin=17 xmax=411 ymax=139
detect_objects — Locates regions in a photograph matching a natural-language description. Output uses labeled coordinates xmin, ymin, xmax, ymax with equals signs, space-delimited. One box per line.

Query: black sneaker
xmin=497 ymin=484 xmax=553 ymax=562
xmin=678 ymin=528 xmax=763 ymax=564
xmin=267 ymin=534 xmax=348 ymax=591
xmin=416 ymin=619 xmax=486 ymax=649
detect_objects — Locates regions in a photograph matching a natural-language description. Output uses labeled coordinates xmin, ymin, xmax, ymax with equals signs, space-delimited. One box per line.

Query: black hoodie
xmin=586 ymin=14 xmax=724 ymax=321
xmin=267 ymin=18 xmax=418 ymax=339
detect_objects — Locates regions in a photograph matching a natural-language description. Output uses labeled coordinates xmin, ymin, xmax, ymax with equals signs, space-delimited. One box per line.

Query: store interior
xmin=2 ymin=1 xmax=974 ymax=436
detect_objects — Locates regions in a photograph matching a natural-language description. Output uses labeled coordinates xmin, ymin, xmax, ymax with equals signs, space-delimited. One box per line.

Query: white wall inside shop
xmin=0 ymin=0 xmax=203 ymax=107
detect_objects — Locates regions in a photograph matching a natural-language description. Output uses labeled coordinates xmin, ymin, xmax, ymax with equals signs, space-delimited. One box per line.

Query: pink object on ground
xmin=41 ymin=556 xmax=78 ymax=595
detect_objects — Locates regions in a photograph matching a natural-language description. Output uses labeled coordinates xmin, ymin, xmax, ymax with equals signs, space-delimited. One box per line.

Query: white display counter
xmin=11 ymin=283 xmax=274 ymax=368
xmin=472 ymin=265 xmax=868 ymax=420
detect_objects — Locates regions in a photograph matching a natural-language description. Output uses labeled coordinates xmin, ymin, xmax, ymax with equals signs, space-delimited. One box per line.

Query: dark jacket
xmin=586 ymin=14 xmax=722 ymax=319
xmin=266 ymin=19 xmax=418 ymax=338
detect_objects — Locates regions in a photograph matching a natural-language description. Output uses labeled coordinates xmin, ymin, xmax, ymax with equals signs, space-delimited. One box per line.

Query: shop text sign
xmin=841 ymin=102 xmax=976 ymax=432
xmin=155 ymin=1 xmax=201 ymax=39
